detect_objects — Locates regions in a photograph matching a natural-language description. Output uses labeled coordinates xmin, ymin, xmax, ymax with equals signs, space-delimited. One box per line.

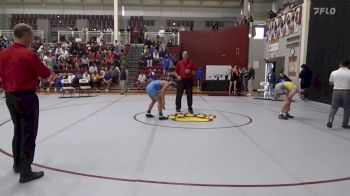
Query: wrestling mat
xmin=168 ymin=113 xmax=216 ymax=122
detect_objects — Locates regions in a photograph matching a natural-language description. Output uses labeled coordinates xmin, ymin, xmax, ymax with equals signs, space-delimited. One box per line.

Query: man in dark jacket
xmin=299 ymin=64 xmax=312 ymax=100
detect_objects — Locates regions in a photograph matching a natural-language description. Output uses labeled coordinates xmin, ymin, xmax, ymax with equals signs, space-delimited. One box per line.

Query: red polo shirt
xmin=0 ymin=43 xmax=51 ymax=93
xmin=176 ymin=59 xmax=197 ymax=80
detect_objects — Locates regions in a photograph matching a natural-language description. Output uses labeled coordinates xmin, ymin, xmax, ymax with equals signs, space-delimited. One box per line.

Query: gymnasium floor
xmin=0 ymin=94 xmax=350 ymax=196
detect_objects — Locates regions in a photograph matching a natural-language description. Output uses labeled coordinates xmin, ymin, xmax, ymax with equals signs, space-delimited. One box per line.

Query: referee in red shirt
xmin=175 ymin=50 xmax=197 ymax=113
xmin=0 ymin=24 xmax=51 ymax=183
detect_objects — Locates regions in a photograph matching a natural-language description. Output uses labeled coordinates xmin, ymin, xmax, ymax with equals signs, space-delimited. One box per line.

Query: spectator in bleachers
xmin=153 ymin=50 xmax=160 ymax=63
xmin=43 ymin=50 xmax=55 ymax=70
xmin=138 ymin=72 xmax=147 ymax=88
xmin=95 ymin=51 xmax=103 ymax=65
xmin=73 ymin=56 xmax=81 ymax=70
xmin=102 ymin=70 xmax=113 ymax=91
xmin=91 ymin=71 xmax=102 ymax=90
xmin=82 ymin=71 xmax=91 ymax=81
xmin=58 ymin=46 xmax=69 ymax=61
xmin=88 ymin=50 xmax=95 ymax=62
xmin=148 ymin=69 xmax=157 ymax=80
xmin=88 ymin=63 xmax=98 ymax=74
xmin=67 ymin=72 xmax=75 ymax=82
xmin=146 ymin=52 xmax=153 ymax=67
xmin=81 ymin=54 xmax=89 ymax=70
xmin=162 ymin=55 xmax=171 ymax=75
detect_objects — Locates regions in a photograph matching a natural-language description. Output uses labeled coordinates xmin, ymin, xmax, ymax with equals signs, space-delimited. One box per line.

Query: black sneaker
xmin=159 ymin=116 xmax=168 ymax=120
xmin=342 ymin=124 xmax=350 ymax=129
xmin=188 ymin=108 xmax=194 ymax=114
xmin=285 ymin=113 xmax=294 ymax=119
xmin=19 ymin=171 xmax=44 ymax=183
xmin=176 ymin=109 xmax=181 ymax=113
xmin=146 ymin=113 xmax=155 ymax=118
xmin=327 ymin=122 xmax=333 ymax=128
xmin=278 ymin=114 xmax=288 ymax=120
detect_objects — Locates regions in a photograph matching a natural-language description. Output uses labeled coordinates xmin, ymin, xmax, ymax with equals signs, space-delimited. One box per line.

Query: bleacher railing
xmin=0 ymin=30 xmax=44 ymax=40
xmin=144 ymin=32 xmax=180 ymax=46
xmin=57 ymin=31 xmax=130 ymax=44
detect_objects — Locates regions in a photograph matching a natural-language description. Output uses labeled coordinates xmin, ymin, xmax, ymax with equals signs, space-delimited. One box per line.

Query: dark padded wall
xmin=306 ymin=0 xmax=350 ymax=103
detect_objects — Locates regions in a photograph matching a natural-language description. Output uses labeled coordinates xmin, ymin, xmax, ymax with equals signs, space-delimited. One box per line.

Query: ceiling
xmin=0 ymin=0 xmax=274 ymax=8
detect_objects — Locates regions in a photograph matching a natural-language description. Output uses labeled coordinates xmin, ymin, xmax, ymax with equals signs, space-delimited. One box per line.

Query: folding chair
xmin=79 ymin=79 xmax=92 ymax=97
xmin=61 ymin=79 xmax=75 ymax=98
xmin=257 ymin=82 xmax=270 ymax=99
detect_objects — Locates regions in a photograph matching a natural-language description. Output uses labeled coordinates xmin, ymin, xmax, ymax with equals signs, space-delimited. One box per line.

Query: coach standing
xmin=327 ymin=60 xmax=350 ymax=129
xmin=175 ymin=50 xmax=197 ymax=113
xmin=0 ymin=24 xmax=51 ymax=183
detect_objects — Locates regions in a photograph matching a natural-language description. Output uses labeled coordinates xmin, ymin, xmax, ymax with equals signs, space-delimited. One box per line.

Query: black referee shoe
xmin=19 ymin=171 xmax=44 ymax=183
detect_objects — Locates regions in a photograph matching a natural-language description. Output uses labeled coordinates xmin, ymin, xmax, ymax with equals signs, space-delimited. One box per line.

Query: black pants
xmin=6 ymin=91 xmax=39 ymax=174
xmin=176 ymin=79 xmax=193 ymax=110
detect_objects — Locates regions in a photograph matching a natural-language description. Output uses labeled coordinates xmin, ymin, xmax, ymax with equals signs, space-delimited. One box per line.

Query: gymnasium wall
xmin=306 ymin=0 xmax=350 ymax=103
xmin=180 ymin=24 xmax=249 ymax=69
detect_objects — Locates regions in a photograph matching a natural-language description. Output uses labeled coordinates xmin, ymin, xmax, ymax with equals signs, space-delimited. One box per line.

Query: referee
xmin=327 ymin=60 xmax=350 ymax=129
xmin=175 ymin=50 xmax=197 ymax=113
xmin=0 ymin=24 xmax=51 ymax=183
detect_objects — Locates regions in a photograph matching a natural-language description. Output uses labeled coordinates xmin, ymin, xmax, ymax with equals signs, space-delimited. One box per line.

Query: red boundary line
xmin=1 ymin=109 xmax=350 ymax=187
xmin=2 ymin=143 xmax=350 ymax=187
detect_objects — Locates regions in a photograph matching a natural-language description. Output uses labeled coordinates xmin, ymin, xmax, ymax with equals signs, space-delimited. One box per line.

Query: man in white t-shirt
xmin=327 ymin=60 xmax=350 ymax=129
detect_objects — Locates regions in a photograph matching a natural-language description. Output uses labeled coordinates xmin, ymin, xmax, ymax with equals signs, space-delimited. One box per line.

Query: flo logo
xmin=313 ymin=7 xmax=336 ymax=15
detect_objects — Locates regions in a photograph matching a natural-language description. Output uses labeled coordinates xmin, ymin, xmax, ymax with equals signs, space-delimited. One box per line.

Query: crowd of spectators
xmin=134 ymin=28 xmax=180 ymax=89
xmin=33 ymin=37 xmax=130 ymax=92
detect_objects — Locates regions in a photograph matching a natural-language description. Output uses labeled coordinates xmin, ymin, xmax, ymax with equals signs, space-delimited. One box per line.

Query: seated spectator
xmin=153 ymin=50 xmax=160 ymax=63
xmin=138 ymin=72 xmax=147 ymax=88
xmin=88 ymin=50 xmax=95 ymax=62
xmin=148 ymin=69 xmax=157 ymax=80
xmin=107 ymin=50 xmax=115 ymax=63
xmin=95 ymin=51 xmax=103 ymax=65
xmin=46 ymin=73 xmax=58 ymax=92
xmin=73 ymin=56 xmax=81 ymax=70
xmin=58 ymin=47 xmax=69 ymax=61
xmin=91 ymin=71 xmax=102 ymax=90
xmin=82 ymin=71 xmax=91 ymax=81
xmin=102 ymin=70 xmax=113 ymax=91
xmin=89 ymin=63 xmax=98 ymax=74
xmin=67 ymin=73 xmax=76 ymax=82
xmin=81 ymin=54 xmax=90 ymax=70
xmin=43 ymin=50 xmax=55 ymax=70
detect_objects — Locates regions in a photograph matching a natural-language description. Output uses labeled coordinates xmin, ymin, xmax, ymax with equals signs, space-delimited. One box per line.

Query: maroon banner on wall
xmin=179 ymin=25 xmax=249 ymax=69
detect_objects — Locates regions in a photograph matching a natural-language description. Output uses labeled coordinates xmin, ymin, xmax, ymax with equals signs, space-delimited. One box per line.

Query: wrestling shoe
xmin=146 ymin=113 xmax=155 ymax=118
xmin=278 ymin=114 xmax=288 ymax=120
xmin=342 ymin=124 xmax=350 ymax=129
xmin=176 ymin=109 xmax=181 ymax=113
xmin=188 ymin=108 xmax=194 ymax=114
xmin=285 ymin=113 xmax=294 ymax=119
xmin=159 ymin=116 xmax=168 ymax=120
xmin=327 ymin=118 xmax=333 ymax=128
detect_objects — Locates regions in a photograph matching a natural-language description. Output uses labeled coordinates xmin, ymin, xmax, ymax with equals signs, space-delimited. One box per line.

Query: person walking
xmin=0 ymin=23 xmax=52 ymax=183
xmin=175 ymin=51 xmax=197 ymax=113
xmin=246 ymin=65 xmax=255 ymax=96
xmin=327 ymin=60 xmax=350 ymax=129
xmin=119 ymin=66 xmax=129 ymax=95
